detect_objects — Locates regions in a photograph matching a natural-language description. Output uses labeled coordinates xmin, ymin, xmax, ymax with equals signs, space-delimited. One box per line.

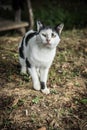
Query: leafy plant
xmin=50 ymin=89 xmax=58 ymax=94
xmin=80 ymin=99 xmax=87 ymax=104
xmin=17 ymin=99 xmax=25 ymax=106
xmin=32 ymin=96 xmax=40 ymax=104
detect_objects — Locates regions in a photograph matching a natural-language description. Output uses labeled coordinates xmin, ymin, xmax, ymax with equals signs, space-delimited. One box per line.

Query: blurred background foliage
xmin=0 ymin=0 xmax=87 ymax=29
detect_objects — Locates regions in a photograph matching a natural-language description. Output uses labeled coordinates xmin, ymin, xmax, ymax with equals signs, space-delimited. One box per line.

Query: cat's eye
xmin=51 ymin=33 xmax=56 ymax=38
xmin=42 ymin=33 xmax=46 ymax=37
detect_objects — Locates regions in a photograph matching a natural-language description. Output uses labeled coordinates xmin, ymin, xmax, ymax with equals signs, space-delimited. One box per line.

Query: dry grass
xmin=0 ymin=29 xmax=87 ymax=130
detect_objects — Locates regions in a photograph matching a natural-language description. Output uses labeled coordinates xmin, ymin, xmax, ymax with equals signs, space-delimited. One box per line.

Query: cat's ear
xmin=36 ymin=21 xmax=43 ymax=32
xmin=55 ymin=23 xmax=64 ymax=35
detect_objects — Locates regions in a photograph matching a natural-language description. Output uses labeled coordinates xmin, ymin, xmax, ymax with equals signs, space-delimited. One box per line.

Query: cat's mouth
xmin=44 ymin=43 xmax=51 ymax=47
xmin=45 ymin=42 xmax=51 ymax=45
xmin=45 ymin=43 xmax=51 ymax=46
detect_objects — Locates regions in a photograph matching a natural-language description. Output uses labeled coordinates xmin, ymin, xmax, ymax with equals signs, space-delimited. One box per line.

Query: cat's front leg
xmin=28 ymin=67 xmax=41 ymax=91
xmin=40 ymin=68 xmax=50 ymax=94
xmin=19 ymin=57 xmax=27 ymax=74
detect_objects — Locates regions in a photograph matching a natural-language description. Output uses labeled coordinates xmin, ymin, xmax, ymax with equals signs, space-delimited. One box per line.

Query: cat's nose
xmin=46 ymin=39 xmax=50 ymax=44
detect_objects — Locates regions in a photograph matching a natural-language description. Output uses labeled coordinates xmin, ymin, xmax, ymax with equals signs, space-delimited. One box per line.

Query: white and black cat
xmin=19 ymin=21 xmax=64 ymax=94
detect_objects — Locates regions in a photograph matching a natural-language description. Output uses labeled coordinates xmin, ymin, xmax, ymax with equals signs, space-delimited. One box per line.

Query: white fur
xmin=19 ymin=22 xmax=63 ymax=94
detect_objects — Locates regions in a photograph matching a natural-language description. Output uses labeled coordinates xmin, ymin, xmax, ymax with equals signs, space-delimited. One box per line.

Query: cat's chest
xmin=28 ymin=44 xmax=56 ymax=67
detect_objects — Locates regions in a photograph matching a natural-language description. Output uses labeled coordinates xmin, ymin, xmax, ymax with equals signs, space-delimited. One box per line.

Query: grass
xmin=0 ymin=29 xmax=87 ymax=130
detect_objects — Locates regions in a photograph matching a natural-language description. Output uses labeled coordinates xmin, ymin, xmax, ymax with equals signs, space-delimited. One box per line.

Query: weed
xmin=74 ymin=82 xmax=80 ymax=87
xmin=2 ymin=119 xmax=12 ymax=128
xmin=50 ymin=89 xmax=58 ymax=94
xmin=32 ymin=96 xmax=40 ymax=104
xmin=80 ymin=99 xmax=87 ymax=104
xmin=17 ymin=99 xmax=25 ymax=106
xmin=12 ymin=104 xmax=18 ymax=109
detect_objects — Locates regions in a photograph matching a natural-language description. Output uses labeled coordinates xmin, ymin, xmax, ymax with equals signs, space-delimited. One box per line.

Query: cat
xmin=19 ymin=21 xmax=64 ymax=94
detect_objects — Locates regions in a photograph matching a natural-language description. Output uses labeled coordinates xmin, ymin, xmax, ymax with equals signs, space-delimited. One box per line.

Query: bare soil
xmin=0 ymin=29 xmax=87 ymax=130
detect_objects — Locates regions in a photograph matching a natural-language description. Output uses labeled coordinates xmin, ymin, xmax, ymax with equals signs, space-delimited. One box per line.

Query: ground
xmin=0 ymin=29 xmax=87 ymax=130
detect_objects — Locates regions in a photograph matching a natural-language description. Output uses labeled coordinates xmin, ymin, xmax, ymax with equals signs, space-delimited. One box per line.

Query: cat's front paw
xmin=41 ymin=88 xmax=50 ymax=94
xmin=33 ymin=83 xmax=41 ymax=91
xmin=21 ymin=67 xmax=27 ymax=74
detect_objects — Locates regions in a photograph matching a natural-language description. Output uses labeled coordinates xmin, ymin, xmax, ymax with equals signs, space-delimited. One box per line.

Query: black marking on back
xmin=25 ymin=32 xmax=37 ymax=46
xmin=26 ymin=58 xmax=31 ymax=68
xmin=19 ymin=37 xmax=24 ymax=59
xmin=40 ymin=81 xmax=45 ymax=89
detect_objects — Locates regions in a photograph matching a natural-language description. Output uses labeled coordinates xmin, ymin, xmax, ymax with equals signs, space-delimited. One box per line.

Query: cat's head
xmin=36 ymin=21 xmax=64 ymax=49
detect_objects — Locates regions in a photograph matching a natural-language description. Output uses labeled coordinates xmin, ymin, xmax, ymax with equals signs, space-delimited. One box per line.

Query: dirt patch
xmin=0 ymin=29 xmax=87 ymax=130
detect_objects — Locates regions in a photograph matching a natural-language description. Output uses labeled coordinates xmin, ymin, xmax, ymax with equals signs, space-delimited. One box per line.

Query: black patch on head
xmin=40 ymin=81 xmax=45 ymax=89
xmin=26 ymin=58 xmax=31 ymax=68
xmin=19 ymin=37 xmax=24 ymax=59
xmin=25 ymin=32 xmax=38 ymax=46
xmin=39 ymin=26 xmax=57 ymax=35
xmin=39 ymin=25 xmax=59 ymax=35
